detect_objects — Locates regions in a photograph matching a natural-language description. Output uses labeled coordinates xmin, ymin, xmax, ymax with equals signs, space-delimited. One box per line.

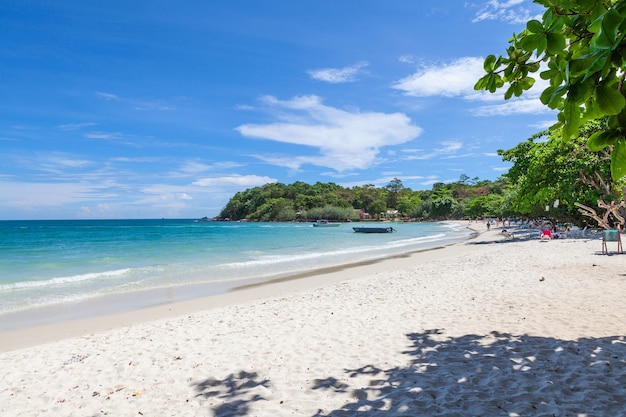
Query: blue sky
xmin=1 ymin=0 xmax=555 ymax=220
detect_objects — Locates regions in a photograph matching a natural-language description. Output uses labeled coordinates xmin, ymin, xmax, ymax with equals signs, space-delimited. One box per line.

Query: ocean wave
xmin=220 ymin=233 xmax=448 ymax=269
xmin=0 ymin=268 xmax=133 ymax=291
xmin=0 ymin=292 xmax=96 ymax=315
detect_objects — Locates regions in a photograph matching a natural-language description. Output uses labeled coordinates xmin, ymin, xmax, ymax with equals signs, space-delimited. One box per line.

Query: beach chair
xmin=540 ymin=229 xmax=552 ymax=240
xmin=601 ymin=230 xmax=623 ymax=254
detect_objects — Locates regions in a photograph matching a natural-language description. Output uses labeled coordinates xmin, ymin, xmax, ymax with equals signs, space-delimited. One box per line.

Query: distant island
xmin=214 ymin=176 xmax=510 ymax=222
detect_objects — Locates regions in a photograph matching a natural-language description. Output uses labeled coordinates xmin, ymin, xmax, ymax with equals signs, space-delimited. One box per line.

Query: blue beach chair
xmin=601 ymin=229 xmax=623 ymax=255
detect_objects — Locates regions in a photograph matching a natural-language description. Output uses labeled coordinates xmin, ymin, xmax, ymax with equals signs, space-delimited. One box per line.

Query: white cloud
xmin=192 ymin=174 xmax=276 ymax=187
xmin=472 ymin=0 xmax=542 ymax=24
xmin=14 ymin=152 xmax=94 ymax=175
xmin=472 ymin=97 xmax=549 ymax=116
xmin=399 ymin=55 xmax=417 ymax=64
xmin=419 ymin=176 xmax=443 ymax=186
xmin=340 ymin=175 xmax=427 ymax=189
xmin=78 ymin=203 xmax=114 ymax=218
xmin=394 ymin=56 xmax=554 ymax=117
xmin=392 ymin=57 xmax=485 ymax=97
xmin=180 ymin=161 xmax=213 ymax=174
xmin=492 ymin=165 xmax=510 ymax=172
xmin=110 ymin=156 xmax=162 ymax=163
xmin=401 ymin=141 xmax=464 ymax=161
xmin=0 ymin=181 xmax=105 ymax=208
xmin=84 ymin=132 xmax=121 ymax=140
xmin=133 ymin=101 xmax=173 ymax=111
xmin=164 ymin=161 xmax=246 ymax=179
xmin=439 ymin=141 xmax=463 ymax=153
xmin=235 ymin=95 xmax=422 ymax=171
xmin=96 ymin=91 xmax=173 ymax=111
xmin=307 ymin=61 xmax=369 ymax=83
xmin=467 ymin=61 xmax=552 ymax=116
xmin=96 ymin=92 xmax=121 ymax=101
xmin=46 ymin=154 xmax=92 ymax=169
xmin=529 ymin=119 xmax=557 ymax=130
xmin=58 ymin=122 xmax=97 ymax=131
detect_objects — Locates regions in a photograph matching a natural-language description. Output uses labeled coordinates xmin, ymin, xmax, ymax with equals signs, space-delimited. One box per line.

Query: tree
xmin=383 ymin=178 xmax=405 ymax=208
xmin=396 ymin=193 xmax=422 ymax=217
xmin=499 ymin=121 xmax=624 ymax=224
xmin=353 ymin=184 xmax=381 ymax=214
xmin=475 ymin=0 xmax=626 ymax=178
xmin=430 ymin=195 xmax=455 ymax=219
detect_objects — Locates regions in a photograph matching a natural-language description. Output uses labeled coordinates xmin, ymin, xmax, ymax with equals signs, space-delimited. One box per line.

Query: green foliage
xmin=430 ymin=195 xmax=455 ymax=219
xmin=217 ymin=176 xmax=514 ymax=222
xmin=475 ymin=0 xmax=626 ymax=178
xmin=498 ymin=120 xmax=624 ymax=223
xmin=396 ymin=194 xmax=422 ymax=216
xmin=304 ymin=206 xmax=359 ymax=221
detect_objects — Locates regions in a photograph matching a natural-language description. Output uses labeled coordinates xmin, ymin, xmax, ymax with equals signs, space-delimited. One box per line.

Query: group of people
xmin=482 ymin=217 xmax=573 ymax=241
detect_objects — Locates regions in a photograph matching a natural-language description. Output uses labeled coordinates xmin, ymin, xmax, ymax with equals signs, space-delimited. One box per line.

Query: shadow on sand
xmin=192 ymin=371 xmax=270 ymax=417
xmin=192 ymin=330 xmax=626 ymax=416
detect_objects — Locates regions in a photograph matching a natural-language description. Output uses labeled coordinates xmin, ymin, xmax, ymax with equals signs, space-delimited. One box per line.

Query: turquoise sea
xmin=0 ymin=219 xmax=472 ymax=329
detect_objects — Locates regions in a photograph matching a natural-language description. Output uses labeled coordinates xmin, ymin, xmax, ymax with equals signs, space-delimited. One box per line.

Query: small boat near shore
xmin=353 ymin=226 xmax=395 ymax=233
xmin=313 ymin=219 xmax=341 ymax=227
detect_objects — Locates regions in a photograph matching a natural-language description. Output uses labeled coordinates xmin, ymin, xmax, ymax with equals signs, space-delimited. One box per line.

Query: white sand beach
xmin=1 ymin=227 xmax=625 ymax=416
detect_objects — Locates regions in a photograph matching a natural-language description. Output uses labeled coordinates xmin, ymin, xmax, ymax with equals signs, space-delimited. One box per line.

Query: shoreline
xmin=0 ymin=226 xmax=479 ymax=352
xmin=2 ymin=227 xmax=625 ymax=415
xmin=0 ymin=223 xmax=476 ymax=345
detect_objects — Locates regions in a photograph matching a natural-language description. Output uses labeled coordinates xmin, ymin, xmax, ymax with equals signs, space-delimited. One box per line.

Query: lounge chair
xmin=601 ymin=229 xmax=623 ymax=254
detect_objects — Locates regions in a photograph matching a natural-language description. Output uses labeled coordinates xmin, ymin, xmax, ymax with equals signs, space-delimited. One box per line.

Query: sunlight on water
xmin=0 ymin=219 xmax=471 ymax=314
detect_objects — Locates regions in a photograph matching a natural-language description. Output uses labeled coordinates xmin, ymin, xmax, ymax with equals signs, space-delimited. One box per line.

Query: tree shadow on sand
xmin=311 ymin=329 xmax=626 ymax=416
xmin=192 ymin=371 xmax=270 ymax=417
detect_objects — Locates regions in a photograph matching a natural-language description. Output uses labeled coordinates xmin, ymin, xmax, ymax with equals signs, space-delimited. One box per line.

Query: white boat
xmin=312 ymin=220 xmax=340 ymax=227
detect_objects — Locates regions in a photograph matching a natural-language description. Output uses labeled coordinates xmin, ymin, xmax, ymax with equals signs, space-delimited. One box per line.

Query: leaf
xmin=527 ymin=62 xmax=541 ymax=73
xmin=567 ymin=82 xmax=591 ymax=103
xmin=587 ymin=131 xmax=613 ymax=151
xmin=527 ymin=20 xmax=544 ymax=34
xmin=474 ymin=75 xmax=488 ymax=91
xmin=546 ymin=32 xmax=566 ymax=55
xmin=592 ymin=10 xmax=623 ymax=49
xmin=610 ymin=139 xmax=626 ymax=179
xmin=562 ymin=101 xmax=581 ymax=139
xmin=583 ymin=97 xmax=603 ymax=120
xmin=535 ymin=35 xmax=548 ymax=55
xmin=486 ymin=74 xmax=498 ymax=92
xmin=596 ymin=85 xmax=626 ymax=115
xmin=484 ymin=55 xmax=497 ymax=72
xmin=582 ymin=49 xmax=612 ymax=81
xmin=518 ymin=77 xmax=536 ymax=91
xmin=540 ymin=84 xmax=567 ymax=108
xmin=568 ymin=60 xmax=587 ymax=78
xmin=504 ymin=85 xmax=514 ymax=100
xmin=520 ymin=33 xmax=543 ymax=53
xmin=540 ymin=69 xmax=555 ymax=80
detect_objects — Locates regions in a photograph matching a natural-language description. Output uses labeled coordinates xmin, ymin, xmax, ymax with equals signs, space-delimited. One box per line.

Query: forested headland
xmin=219 ymin=176 xmax=508 ymax=222
xmin=217 ymin=121 xmax=626 ymax=227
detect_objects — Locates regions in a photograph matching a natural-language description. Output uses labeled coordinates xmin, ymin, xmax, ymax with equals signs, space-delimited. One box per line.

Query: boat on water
xmin=352 ymin=226 xmax=395 ymax=233
xmin=313 ymin=219 xmax=341 ymax=227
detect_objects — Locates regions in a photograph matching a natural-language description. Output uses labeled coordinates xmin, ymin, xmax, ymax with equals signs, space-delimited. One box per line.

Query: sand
xmin=1 ymin=227 xmax=625 ymax=416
